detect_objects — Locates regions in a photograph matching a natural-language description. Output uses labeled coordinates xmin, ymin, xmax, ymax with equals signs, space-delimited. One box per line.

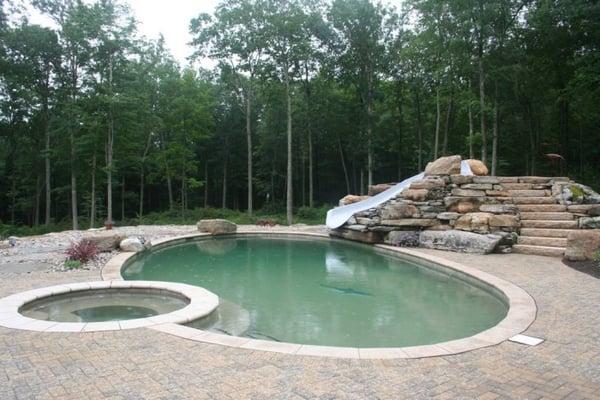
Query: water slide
xmin=326 ymin=160 xmax=474 ymax=229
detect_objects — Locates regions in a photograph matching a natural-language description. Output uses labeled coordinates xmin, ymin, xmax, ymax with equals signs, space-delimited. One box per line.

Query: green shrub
xmin=595 ymin=250 xmax=600 ymax=267
xmin=64 ymin=259 xmax=82 ymax=270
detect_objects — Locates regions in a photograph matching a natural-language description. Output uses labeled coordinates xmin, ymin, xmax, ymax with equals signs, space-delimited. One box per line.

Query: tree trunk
xmin=478 ymin=43 xmax=487 ymax=165
xmin=338 ymin=134 xmax=351 ymax=195
xmin=34 ymin=175 xmax=41 ymax=226
xmin=434 ymin=86 xmax=441 ymax=159
xmin=106 ymin=55 xmax=114 ymax=224
xmin=491 ymin=83 xmax=499 ymax=176
xmin=70 ymin=55 xmax=78 ymax=230
xmin=90 ymin=153 xmax=96 ymax=228
xmin=245 ymin=93 xmax=253 ymax=215
xmin=121 ymin=176 xmax=125 ymax=221
xmin=443 ymin=89 xmax=453 ymax=156
xmin=468 ymin=79 xmax=474 ymax=159
xmin=138 ymin=131 xmax=152 ymax=220
xmin=44 ymin=102 xmax=51 ymax=226
xmin=415 ymin=90 xmax=423 ymax=171
xmin=204 ymin=160 xmax=209 ymax=208
xmin=360 ymin=168 xmax=364 ymax=196
xmin=222 ymin=141 xmax=228 ymax=209
xmin=285 ymin=64 xmax=293 ymax=226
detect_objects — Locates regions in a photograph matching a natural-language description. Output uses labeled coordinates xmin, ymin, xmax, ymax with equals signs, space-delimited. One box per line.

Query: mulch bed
xmin=563 ymin=259 xmax=600 ymax=279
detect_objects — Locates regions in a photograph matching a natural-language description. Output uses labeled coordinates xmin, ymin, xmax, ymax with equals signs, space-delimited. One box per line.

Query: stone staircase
xmin=509 ymin=180 xmax=579 ymax=257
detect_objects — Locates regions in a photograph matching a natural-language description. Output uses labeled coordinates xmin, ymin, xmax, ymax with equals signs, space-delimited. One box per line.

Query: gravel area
xmin=0 ymin=224 xmax=328 ymax=273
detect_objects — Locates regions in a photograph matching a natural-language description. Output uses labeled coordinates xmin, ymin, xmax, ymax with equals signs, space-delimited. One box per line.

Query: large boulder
xmin=83 ymin=231 xmax=127 ymax=252
xmin=197 ymin=219 xmax=237 ymax=235
xmin=419 ymin=230 xmax=502 ymax=254
xmin=565 ymin=231 xmax=600 ymax=261
xmin=119 ymin=237 xmax=150 ymax=252
xmin=425 ymin=155 xmax=462 ymax=176
xmin=339 ymin=194 xmax=369 ymax=206
xmin=384 ymin=230 xmax=420 ymax=247
xmin=466 ymin=159 xmax=489 ymax=176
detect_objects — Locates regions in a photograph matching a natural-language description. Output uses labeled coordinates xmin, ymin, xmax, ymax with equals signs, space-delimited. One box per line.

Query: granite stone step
xmin=512 ymin=197 xmax=557 ymax=204
xmin=520 ymin=220 xmax=579 ymax=229
xmin=517 ymin=236 xmax=568 ymax=247
xmin=516 ymin=204 xmax=567 ymax=212
xmin=508 ymin=190 xmax=549 ymax=197
xmin=512 ymin=244 xmax=565 ymax=257
xmin=519 ymin=212 xmax=574 ymax=221
xmin=520 ymin=228 xmax=580 ymax=238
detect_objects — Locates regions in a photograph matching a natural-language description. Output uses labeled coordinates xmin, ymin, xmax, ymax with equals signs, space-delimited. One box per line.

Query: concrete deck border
xmin=0 ymin=281 xmax=218 ymax=332
xmin=102 ymin=230 xmax=537 ymax=359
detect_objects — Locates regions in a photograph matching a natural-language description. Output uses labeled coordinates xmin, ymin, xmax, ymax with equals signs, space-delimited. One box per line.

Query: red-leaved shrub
xmin=65 ymin=239 xmax=98 ymax=263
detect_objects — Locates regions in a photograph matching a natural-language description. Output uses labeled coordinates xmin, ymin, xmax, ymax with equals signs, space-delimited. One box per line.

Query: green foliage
xmin=64 ymin=259 xmax=82 ymax=270
xmin=595 ymin=250 xmax=600 ymax=267
xmin=570 ymin=185 xmax=585 ymax=200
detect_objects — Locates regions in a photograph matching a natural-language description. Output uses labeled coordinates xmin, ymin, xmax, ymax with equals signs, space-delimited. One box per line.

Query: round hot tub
xmin=0 ymin=281 xmax=218 ymax=332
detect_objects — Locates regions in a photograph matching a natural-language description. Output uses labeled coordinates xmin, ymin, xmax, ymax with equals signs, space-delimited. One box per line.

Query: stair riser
xmin=517 ymin=205 xmax=566 ymax=212
xmin=519 ymin=212 xmax=574 ymax=220
xmin=518 ymin=237 xmax=568 ymax=247
xmin=520 ymin=228 xmax=580 ymax=238
xmin=508 ymin=190 xmax=550 ymax=197
xmin=512 ymin=197 xmax=557 ymax=204
xmin=512 ymin=245 xmax=565 ymax=257
xmin=521 ymin=220 xmax=579 ymax=229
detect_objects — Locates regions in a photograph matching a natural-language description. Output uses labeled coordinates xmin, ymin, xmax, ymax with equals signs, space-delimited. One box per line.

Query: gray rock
xmin=479 ymin=204 xmax=518 ymax=214
xmin=384 ymin=231 xmax=420 ymax=247
xmin=120 ymin=237 xmax=147 ymax=252
xmin=7 ymin=236 xmax=18 ymax=246
xmin=589 ymin=206 xmax=600 ymax=216
xmin=419 ymin=230 xmax=502 ymax=254
xmin=579 ymin=216 xmax=600 ymax=229
xmin=197 ymin=219 xmax=237 ymax=235
xmin=83 ymin=232 xmax=127 ymax=252
xmin=437 ymin=212 xmax=460 ymax=221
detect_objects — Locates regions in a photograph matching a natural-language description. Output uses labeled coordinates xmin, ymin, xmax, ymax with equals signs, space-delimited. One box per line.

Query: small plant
xmin=65 ymin=239 xmax=98 ymax=264
xmin=256 ymin=218 xmax=277 ymax=227
xmin=64 ymin=259 xmax=82 ymax=270
xmin=595 ymin=250 xmax=600 ymax=268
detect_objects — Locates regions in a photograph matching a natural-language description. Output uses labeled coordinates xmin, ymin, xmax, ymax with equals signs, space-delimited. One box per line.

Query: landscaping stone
xmin=410 ymin=178 xmax=445 ymax=190
xmin=380 ymin=204 xmax=420 ymax=219
xmin=197 ymin=219 xmax=237 ymax=235
xmin=564 ymin=230 xmax=600 ymax=261
xmin=82 ymin=232 xmax=127 ymax=252
xmin=479 ymin=204 xmax=518 ymax=214
xmin=384 ymin=231 xmax=420 ymax=247
xmin=119 ymin=237 xmax=147 ymax=252
xmin=489 ymin=214 xmax=520 ymax=228
xmin=368 ymin=184 xmax=394 ymax=196
xmin=339 ymin=195 xmax=369 ymax=206
xmin=452 ymin=188 xmax=486 ymax=197
xmin=419 ymin=230 xmax=502 ymax=254
xmin=450 ymin=175 xmax=472 ymax=185
xmin=472 ymin=176 xmax=499 ymax=184
xmin=579 ymin=216 xmax=600 ymax=229
xmin=329 ymin=228 xmax=381 ymax=244
xmin=381 ymin=218 xmax=437 ymax=227
xmin=462 ymin=183 xmax=493 ymax=190
xmin=401 ymin=189 xmax=429 ymax=201
xmin=454 ymin=212 xmax=493 ymax=233
xmin=437 ymin=212 xmax=460 ymax=221
xmin=466 ymin=159 xmax=489 ymax=176
xmin=425 ymin=155 xmax=461 ymax=176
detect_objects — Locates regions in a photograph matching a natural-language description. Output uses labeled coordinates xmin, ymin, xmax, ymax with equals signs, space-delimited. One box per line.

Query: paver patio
xmin=1 ymin=230 xmax=599 ymax=399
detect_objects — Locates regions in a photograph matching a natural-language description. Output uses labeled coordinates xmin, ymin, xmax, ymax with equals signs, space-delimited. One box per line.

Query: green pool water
xmin=123 ymin=236 xmax=508 ymax=347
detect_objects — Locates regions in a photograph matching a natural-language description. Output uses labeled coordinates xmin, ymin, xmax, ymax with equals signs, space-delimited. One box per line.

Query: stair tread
xmin=519 ymin=212 xmax=574 ymax=220
xmin=518 ymin=236 xmax=568 ymax=246
xmin=512 ymin=197 xmax=557 ymax=204
xmin=521 ymin=220 xmax=579 ymax=228
xmin=512 ymin=244 xmax=565 ymax=257
xmin=520 ymin=228 xmax=580 ymax=238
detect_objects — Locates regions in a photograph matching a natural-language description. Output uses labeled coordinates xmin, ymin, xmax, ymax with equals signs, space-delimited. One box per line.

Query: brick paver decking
xmin=1 ymin=249 xmax=599 ymax=399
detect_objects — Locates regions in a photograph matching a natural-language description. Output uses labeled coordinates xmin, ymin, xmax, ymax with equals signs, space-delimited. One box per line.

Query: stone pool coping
xmin=100 ymin=229 xmax=537 ymax=359
xmin=0 ymin=280 xmax=219 ymax=332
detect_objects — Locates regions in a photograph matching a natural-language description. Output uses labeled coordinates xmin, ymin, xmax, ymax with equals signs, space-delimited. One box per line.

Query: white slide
xmin=326 ymin=160 xmax=474 ymax=229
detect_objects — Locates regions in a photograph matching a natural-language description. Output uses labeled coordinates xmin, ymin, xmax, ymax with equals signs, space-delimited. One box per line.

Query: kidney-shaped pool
xmin=122 ymin=235 xmax=508 ymax=348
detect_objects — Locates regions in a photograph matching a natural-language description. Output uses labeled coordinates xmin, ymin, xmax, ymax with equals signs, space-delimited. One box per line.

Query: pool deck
xmin=1 ymin=226 xmax=600 ymax=399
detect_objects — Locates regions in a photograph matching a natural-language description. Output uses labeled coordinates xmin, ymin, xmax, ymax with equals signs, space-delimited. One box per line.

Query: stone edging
xmin=0 ymin=281 xmax=218 ymax=332
xmin=101 ymin=230 xmax=536 ymax=359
